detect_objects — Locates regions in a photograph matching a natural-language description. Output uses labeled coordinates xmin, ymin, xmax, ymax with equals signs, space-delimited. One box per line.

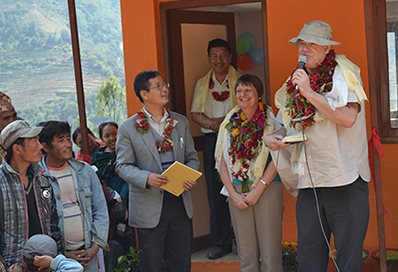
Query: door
xmin=165 ymin=9 xmax=236 ymax=250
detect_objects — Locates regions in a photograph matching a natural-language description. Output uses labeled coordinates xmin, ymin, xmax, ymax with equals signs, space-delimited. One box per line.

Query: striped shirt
xmin=49 ymin=164 xmax=84 ymax=250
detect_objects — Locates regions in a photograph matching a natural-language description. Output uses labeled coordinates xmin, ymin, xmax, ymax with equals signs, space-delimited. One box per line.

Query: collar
xmin=47 ymin=162 xmax=69 ymax=172
xmin=2 ymin=161 xmax=41 ymax=179
xmin=40 ymin=156 xmax=85 ymax=174
xmin=211 ymin=72 xmax=229 ymax=86
xmin=142 ymin=107 xmax=169 ymax=124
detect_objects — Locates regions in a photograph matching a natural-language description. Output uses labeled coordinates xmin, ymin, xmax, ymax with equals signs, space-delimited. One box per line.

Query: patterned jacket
xmin=0 ymin=162 xmax=62 ymax=267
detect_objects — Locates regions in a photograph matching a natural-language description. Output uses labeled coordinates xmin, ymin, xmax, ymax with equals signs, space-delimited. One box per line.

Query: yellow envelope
xmin=160 ymin=161 xmax=202 ymax=197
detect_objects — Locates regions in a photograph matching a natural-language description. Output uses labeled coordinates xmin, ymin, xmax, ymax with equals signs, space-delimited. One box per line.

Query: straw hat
xmin=289 ymin=20 xmax=340 ymax=46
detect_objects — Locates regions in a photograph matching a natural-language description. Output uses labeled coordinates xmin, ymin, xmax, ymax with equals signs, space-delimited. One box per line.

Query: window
xmin=0 ymin=0 xmax=126 ymax=133
xmin=386 ymin=2 xmax=398 ymax=129
xmin=0 ymin=1 xmax=77 ymax=126
xmin=75 ymin=0 xmax=127 ymax=127
xmin=368 ymin=0 xmax=398 ymax=141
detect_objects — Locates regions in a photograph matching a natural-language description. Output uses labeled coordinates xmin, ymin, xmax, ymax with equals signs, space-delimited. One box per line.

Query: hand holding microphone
xmin=295 ymin=55 xmax=307 ymax=91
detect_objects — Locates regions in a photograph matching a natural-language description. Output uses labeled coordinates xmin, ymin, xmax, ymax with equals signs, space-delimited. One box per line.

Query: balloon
xmin=248 ymin=47 xmax=264 ymax=65
xmin=237 ymin=53 xmax=255 ymax=70
xmin=238 ymin=32 xmax=256 ymax=48
xmin=236 ymin=38 xmax=251 ymax=54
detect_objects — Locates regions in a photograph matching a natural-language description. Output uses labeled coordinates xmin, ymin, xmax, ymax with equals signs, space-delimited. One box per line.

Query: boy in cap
xmin=0 ymin=120 xmax=62 ymax=268
xmin=19 ymin=234 xmax=83 ymax=272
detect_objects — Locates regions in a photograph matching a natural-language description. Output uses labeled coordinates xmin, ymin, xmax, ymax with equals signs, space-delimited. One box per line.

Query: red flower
xmin=285 ymin=50 xmax=337 ymax=129
xmin=225 ymin=103 xmax=268 ymax=192
xmin=212 ymin=90 xmax=230 ymax=102
xmin=135 ymin=110 xmax=177 ymax=152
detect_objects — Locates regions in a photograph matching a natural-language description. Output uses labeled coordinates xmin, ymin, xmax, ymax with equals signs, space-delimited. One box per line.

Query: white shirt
xmin=143 ymin=107 xmax=169 ymax=135
xmin=293 ymin=64 xmax=370 ymax=189
xmin=191 ymin=73 xmax=233 ymax=133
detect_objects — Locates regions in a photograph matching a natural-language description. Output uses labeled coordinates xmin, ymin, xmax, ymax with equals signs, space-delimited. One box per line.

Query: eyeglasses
xmin=149 ymin=82 xmax=170 ymax=91
xmin=236 ymin=88 xmax=256 ymax=95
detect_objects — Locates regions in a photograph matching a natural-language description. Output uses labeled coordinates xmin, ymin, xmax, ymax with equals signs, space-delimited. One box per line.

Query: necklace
xmin=226 ymin=102 xmax=267 ymax=193
xmin=209 ymin=76 xmax=230 ymax=102
xmin=285 ymin=50 xmax=337 ymax=129
xmin=24 ymin=179 xmax=32 ymax=195
xmin=135 ymin=110 xmax=177 ymax=152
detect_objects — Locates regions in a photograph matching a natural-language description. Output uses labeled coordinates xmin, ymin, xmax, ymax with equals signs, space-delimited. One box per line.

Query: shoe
xmin=207 ymin=246 xmax=232 ymax=260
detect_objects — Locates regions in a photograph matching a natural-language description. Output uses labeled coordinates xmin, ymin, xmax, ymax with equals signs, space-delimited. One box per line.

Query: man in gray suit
xmin=116 ymin=70 xmax=199 ymax=272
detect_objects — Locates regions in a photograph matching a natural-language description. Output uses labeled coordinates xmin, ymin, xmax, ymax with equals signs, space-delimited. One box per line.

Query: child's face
xmin=22 ymin=257 xmax=50 ymax=272
xmin=101 ymin=124 xmax=118 ymax=151
xmin=22 ymin=258 xmax=37 ymax=271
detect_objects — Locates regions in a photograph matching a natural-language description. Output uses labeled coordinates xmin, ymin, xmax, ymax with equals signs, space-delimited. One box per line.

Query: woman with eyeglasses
xmin=215 ymin=74 xmax=283 ymax=272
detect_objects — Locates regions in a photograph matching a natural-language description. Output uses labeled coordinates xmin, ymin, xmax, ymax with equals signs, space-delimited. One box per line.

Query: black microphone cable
xmin=294 ymin=63 xmax=341 ymax=272
xmin=301 ymin=128 xmax=341 ymax=272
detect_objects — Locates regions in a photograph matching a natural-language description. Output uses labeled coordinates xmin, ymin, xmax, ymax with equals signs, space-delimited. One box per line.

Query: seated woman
xmin=92 ymin=122 xmax=134 ymax=259
xmin=215 ymin=74 xmax=283 ymax=272
xmin=72 ymin=126 xmax=103 ymax=164
xmin=92 ymin=121 xmax=128 ymax=201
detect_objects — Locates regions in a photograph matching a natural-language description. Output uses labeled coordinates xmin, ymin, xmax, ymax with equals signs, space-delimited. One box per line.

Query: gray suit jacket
xmin=115 ymin=111 xmax=199 ymax=228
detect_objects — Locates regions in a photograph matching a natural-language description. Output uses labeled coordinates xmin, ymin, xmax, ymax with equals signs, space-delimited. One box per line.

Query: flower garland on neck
xmin=225 ymin=102 xmax=267 ymax=193
xmin=285 ymin=50 xmax=337 ymax=129
xmin=209 ymin=75 xmax=230 ymax=102
xmin=135 ymin=110 xmax=177 ymax=152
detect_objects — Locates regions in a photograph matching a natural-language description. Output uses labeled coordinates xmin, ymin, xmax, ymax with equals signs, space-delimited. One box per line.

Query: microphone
xmin=297 ymin=54 xmax=307 ymax=69
xmin=295 ymin=55 xmax=307 ymax=91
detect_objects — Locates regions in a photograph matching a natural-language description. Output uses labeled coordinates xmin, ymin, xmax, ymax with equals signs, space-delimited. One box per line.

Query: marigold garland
xmin=285 ymin=50 xmax=337 ymax=129
xmin=135 ymin=110 xmax=177 ymax=152
xmin=225 ymin=102 xmax=267 ymax=193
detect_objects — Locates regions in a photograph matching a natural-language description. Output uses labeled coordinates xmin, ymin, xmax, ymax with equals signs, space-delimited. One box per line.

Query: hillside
xmin=0 ymin=0 xmax=125 ymax=126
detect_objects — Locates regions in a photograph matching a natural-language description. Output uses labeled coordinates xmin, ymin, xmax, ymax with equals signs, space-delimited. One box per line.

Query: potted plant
xmin=282 ymin=241 xmax=298 ymax=272
xmin=114 ymin=246 xmax=140 ymax=272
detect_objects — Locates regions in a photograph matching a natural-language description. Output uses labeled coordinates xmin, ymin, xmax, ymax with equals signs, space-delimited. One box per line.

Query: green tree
xmin=96 ymin=76 xmax=127 ymax=123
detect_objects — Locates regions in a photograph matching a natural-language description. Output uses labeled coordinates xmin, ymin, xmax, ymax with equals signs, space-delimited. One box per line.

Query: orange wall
xmin=120 ymin=0 xmax=398 ymax=253
xmin=120 ymin=0 xmax=159 ymax=116
xmin=266 ymin=0 xmax=398 ymax=253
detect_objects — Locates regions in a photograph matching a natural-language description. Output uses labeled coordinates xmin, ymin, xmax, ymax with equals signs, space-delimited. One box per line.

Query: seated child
xmin=14 ymin=234 xmax=83 ymax=272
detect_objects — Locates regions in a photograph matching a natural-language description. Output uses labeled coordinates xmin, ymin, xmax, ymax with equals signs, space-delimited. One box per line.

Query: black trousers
xmin=203 ymin=133 xmax=232 ymax=248
xmin=296 ymin=177 xmax=369 ymax=272
xmin=137 ymin=196 xmax=191 ymax=272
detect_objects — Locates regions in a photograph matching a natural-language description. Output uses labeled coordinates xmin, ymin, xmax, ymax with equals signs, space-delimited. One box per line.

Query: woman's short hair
xmin=235 ymin=74 xmax=264 ymax=98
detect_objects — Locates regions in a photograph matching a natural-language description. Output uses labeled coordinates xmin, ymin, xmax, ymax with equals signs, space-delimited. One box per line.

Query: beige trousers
xmin=229 ymin=182 xmax=283 ymax=272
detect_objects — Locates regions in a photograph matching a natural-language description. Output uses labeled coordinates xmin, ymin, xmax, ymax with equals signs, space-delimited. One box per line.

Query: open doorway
xmin=160 ymin=0 xmax=268 ymax=251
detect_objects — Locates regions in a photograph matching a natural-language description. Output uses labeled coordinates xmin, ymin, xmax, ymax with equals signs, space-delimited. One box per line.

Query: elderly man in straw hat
xmin=264 ymin=20 xmax=370 ymax=271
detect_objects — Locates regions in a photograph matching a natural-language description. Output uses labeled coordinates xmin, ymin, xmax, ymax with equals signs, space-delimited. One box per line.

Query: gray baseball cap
xmin=23 ymin=234 xmax=58 ymax=259
xmin=0 ymin=120 xmax=42 ymax=150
